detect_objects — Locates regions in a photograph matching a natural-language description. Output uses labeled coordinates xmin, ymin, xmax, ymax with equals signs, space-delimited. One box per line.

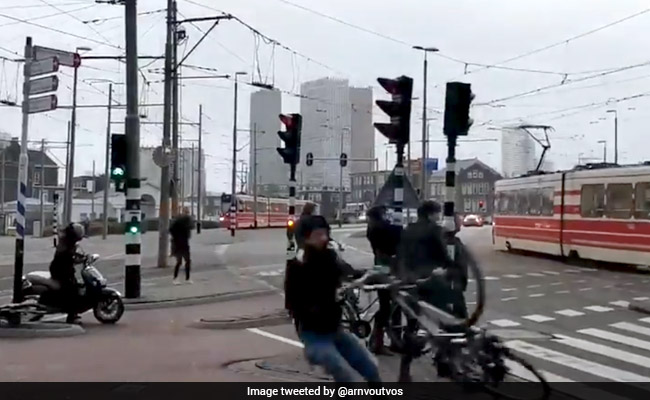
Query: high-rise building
xmin=350 ymin=87 xmax=375 ymax=175
xmin=501 ymin=126 xmax=536 ymax=178
xmin=248 ymin=89 xmax=284 ymax=196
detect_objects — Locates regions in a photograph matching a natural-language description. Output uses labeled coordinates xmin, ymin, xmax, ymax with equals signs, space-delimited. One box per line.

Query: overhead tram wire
xmin=0 ymin=3 xmax=96 ymax=28
xmin=37 ymin=0 xmax=118 ymax=48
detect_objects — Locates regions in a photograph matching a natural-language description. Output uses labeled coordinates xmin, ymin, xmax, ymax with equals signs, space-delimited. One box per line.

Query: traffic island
xmin=192 ymin=310 xmax=290 ymax=330
xmin=0 ymin=320 xmax=85 ymax=338
xmin=629 ymin=299 xmax=650 ymax=315
xmin=122 ymin=269 xmax=276 ymax=310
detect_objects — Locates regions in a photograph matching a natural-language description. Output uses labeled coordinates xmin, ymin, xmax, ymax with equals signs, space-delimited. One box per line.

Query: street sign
xmin=33 ymin=45 xmax=80 ymax=68
xmin=27 ymin=95 xmax=57 ymax=114
xmin=29 ymin=57 xmax=59 ymax=77
xmin=306 ymin=152 xmax=314 ymax=166
xmin=29 ymin=75 xmax=59 ymax=96
xmin=152 ymin=145 xmax=175 ymax=167
xmin=340 ymin=153 xmax=348 ymax=167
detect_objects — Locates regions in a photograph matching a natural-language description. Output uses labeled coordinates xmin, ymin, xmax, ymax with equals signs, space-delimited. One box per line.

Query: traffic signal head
xmin=277 ymin=113 xmax=302 ymax=165
xmin=110 ymin=133 xmax=127 ymax=192
xmin=479 ymin=200 xmax=484 ymax=208
xmin=126 ymin=217 xmax=139 ymax=235
xmin=443 ymin=82 xmax=474 ymax=137
xmin=374 ymin=76 xmax=413 ymax=146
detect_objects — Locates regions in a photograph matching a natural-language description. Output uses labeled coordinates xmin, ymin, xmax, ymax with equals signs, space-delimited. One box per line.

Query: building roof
xmin=429 ymin=158 xmax=502 ymax=181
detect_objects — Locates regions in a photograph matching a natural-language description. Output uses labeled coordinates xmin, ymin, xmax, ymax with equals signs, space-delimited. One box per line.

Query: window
xmin=541 ymin=187 xmax=554 ymax=216
xmin=606 ymin=183 xmax=633 ymax=219
xmin=467 ymin=171 xmax=472 ymax=179
xmin=581 ymin=184 xmax=605 ymax=218
xmin=478 ymin=183 xmax=485 ymax=195
xmin=516 ymin=189 xmax=530 ymax=215
xmin=464 ymin=198 xmax=471 ymax=212
xmin=635 ymin=182 xmax=650 ymax=219
xmin=478 ymin=172 xmax=484 ymax=179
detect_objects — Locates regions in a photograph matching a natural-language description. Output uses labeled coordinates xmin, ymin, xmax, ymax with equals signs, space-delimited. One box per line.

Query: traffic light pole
xmin=443 ymin=134 xmax=458 ymax=259
xmin=102 ymin=83 xmax=112 ymax=240
xmin=124 ymin=0 xmax=142 ymax=299
xmin=287 ymin=164 xmax=297 ymax=258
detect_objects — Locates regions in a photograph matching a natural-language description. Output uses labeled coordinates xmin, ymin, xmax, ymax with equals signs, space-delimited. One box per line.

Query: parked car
xmin=463 ymin=214 xmax=483 ymax=227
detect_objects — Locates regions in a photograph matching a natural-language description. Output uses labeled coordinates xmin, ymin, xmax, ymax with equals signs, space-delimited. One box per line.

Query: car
xmin=463 ymin=214 xmax=483 ymax=227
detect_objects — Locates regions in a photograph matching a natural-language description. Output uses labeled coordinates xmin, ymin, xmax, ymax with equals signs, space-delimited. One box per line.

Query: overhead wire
xmin=0 ymin=3 xmax=96 ymax=28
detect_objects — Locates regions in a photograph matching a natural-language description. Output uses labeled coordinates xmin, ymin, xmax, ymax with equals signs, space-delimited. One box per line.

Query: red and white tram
xmin=219 ymin=194 xmax=317 ymax=229
xmin=493 ymin=163 xmax=650 ymax=267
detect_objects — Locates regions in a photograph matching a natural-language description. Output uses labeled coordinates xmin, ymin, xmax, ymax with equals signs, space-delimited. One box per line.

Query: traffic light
xmin=443 ymin=82 xmax=474 ymax=137
xmin=126 ymin=216 xmax=139 ymax=235
xmin=479 ymin=200 xmax=485 ymax=209
xmin=110 ymin=133 xmax=127 ymax=192
xmin=287 ymin=217 xmax=296 ymax=241
xmin=277 ymin=113 xmax=302 ymax=165
xmin=374 ymin=76 xmax=413 ymax=145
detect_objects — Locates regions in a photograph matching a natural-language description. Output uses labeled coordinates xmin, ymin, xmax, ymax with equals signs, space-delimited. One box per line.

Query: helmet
xmin=65 ymin=222 xmax=85 ymax=242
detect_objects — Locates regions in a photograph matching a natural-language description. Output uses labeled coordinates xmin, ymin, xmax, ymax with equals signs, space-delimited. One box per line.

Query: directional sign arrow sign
xmin=33 ymin=46 xmax=80 ymax=68
xmin=27 ymin=95 xmax=58 ymax=114
xmin=29 ymin=75 xmax=59 ymax=96
xmin=29 ymin=57 xmax=59 ymax=77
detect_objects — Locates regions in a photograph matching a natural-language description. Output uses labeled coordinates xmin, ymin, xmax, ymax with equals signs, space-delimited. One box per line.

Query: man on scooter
xmin=49 ymin=222 xmax=86 ymax=324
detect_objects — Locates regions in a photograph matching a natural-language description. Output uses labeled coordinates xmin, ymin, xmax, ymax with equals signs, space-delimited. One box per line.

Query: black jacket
xmin=170 ymin=215 xmax=193 ymax=245
xmin=366 ymin=218 xmax=401 ymax=267
xmin=284 ymin=247 xmax=364 ymax=334
xmin=49 ymin=245 xmax=83 ymax=286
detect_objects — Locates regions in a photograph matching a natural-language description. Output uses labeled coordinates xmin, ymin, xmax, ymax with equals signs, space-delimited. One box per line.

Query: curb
xmin=124 ymin=288 xmax=277 ymax=310
xmin=192 ymin=311 xmax=290 ymax=330
xmin=348 ymin=231 xmax=366 ymax=239
xmin=628 ymin=300 xmax=650 ymax=315
xmin=0 ymin=321 xmax=85 ymax=338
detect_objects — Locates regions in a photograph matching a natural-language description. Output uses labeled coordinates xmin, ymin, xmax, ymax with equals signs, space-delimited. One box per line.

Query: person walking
xmin=170 ymin=207 xmax=193 ymax=284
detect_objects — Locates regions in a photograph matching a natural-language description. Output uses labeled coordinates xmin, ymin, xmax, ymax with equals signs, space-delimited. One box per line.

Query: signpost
xmin=27 ymin=95 xmax=58 ymax=114
xmin=29 ymin=75 xmax=59 ymax=96
xmin=33 ymin=45 xmax=80 ymax=68
xmin=30 ymin=57 xmax=59 ymax=77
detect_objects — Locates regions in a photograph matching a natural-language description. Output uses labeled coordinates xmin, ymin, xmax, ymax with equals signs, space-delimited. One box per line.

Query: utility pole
xmin=338 ymin=128 xmax=346 ymax=228
xmin=252 ymin=123 xmax=258 ymax=228
xmin=1 ymin=148 xmax=5 ymax=216
xmin=230 ymin=71 xmax=247 ymax=237
xmin=190 ymin=142 xmax=195 ymax=217
xmin=103 ymin=83 xmax=112 ymax=240
xmin=39 ymin=139 xmax=45 ymax=237
xmin=171 ymin=0 xmax=179 ymax=217
xmin=13 ymin=36 xmax=33 ymax=304
xmin=91 ymin=160 xmax=96 ymax=220
xmin=64 ymin=120 xmax=72 ymax=224
xmin=123 ymin=0 xmax=142 ymax=299
xmin=196 ymin=104 xmax=202 ymax=233
xmin=157 ymin=0 xmax=174 ymax=267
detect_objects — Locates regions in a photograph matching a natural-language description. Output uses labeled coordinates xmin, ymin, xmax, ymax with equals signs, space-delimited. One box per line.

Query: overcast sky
xmin=1 ymin=0 xmax=649 ymax=193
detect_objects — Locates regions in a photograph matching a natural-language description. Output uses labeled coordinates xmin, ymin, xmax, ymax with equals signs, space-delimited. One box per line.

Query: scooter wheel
xmin=93 ymin=294 xmax=125 ymax=324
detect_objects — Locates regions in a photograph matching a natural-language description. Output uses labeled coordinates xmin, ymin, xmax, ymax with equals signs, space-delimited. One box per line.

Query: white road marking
xmin=584 ymin=305 xmax=613 ymax=312
xmin=215 ymin=244 xmax=230 ymax=256
xmin=504 ymin=358 xmax=573 ymax=382
xmin=604 ymin=285 xmax=614 ymax=289
xmin=610 ymin=300 xmax=630 ymax=307
xmin=623 ymin=282 xmax=634 ymax=286
xmin=506 ymin=340 xmax=650 ymax=382
xmin=555 ymin=290 xmax=570 ymax=294
xmin=467 ymin=301 xmax=477 ymax=305
xmin=529 ymin=293 xmax=545 ymax=298
xmin=541 ymin=270 xmax=560 ymax=276
xmin=527 ymin=273 xmax=545 ymax=277
xmin=484 ymin=276 xmax=500 ymax=281
xmin=341 ymin=244 xmax=373 ymax=256
xmin=503 ymin=274 xmax=521 ymax=279
xmin=240 ymin=263 xmax=284 ymax=271
xmin=554 ymin=334 xmax=650 ymax=369
xmin=555 ymin=309 xmax=585 ymax=317
xmin=490 ymin=319 xmax=521 ymax=327
xmin=527 ymin=284 xmax=541 ymax=289
xmin=564 ymin=269 xmax=581 ymax=274
xmin=501 ymin=288 xmax=517 ymax=292
xmin=501 ymin=297 xmax=518 ymax=302
xmin=550 ymin=282 xmax=563 ymax=286
xmin=247 ymin=328 xmax=304 ymax=348
xmin=633 ymin=296 xmax=650 ymax=301
xmin=610 ymin=322 xmax=650 ymax=338
xmin=575 ymin=280 xmax=587 ymax=283
xmin=523 ymin=314 xmax=555 ymax=323
xmin=640 ymin=317 xmax=650 ymax=324
xmin=578 ymin=287 xmax=593 ymax=291
xmin=579 ymin=328 xmax=650 ymax=351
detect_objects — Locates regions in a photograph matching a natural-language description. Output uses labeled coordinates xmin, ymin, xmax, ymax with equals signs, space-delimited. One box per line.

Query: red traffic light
xmin=479 ymin=200 xmax=484 ymax=207
xmin=377 ymin=77 xmax=400 ymax=95
xmin=279 ymin=114 xmax=295 ymax=129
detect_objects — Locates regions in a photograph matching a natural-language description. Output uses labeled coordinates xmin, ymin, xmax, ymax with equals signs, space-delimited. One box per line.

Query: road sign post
xmin=33 ymin=45 xmax=80 ymax=68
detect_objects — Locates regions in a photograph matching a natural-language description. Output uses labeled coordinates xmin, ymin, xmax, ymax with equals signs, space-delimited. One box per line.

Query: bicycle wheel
xmin=482 ymin=352 xmax=550 ymax=400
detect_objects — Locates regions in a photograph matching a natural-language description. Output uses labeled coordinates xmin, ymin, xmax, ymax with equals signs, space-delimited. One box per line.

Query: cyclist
xmin=284 ymin=214 xmax=382 ymax=384
xmin=366 ymin=205 xmax=401 ymax=355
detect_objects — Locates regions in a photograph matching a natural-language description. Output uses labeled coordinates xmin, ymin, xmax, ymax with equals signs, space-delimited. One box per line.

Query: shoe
xmin=66 ymin=314 xmax=82 ymax=324
xmin=185 ymin=279 xmax=193 ymax=284
xmin=173 ymin=278 xmax=181 ymax=285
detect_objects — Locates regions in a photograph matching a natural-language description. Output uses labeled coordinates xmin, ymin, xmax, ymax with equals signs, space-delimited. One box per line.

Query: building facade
xmin=429 ymin=158 xmax=502 ymax=217
xmin=501 ymin=126 xmax=536 ymax=178
xmin=248 ymin=89 xmax=285 ymax=194
xmin=350 ymin=170 xmax=390 ymax=204
xmin=349 ymin=87 xmax=375 ymax=175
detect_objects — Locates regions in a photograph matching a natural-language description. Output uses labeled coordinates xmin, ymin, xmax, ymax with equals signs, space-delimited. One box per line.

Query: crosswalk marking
xmin=640 ymin=317 xmax=650 ymax=324
xmin=610 ymin=322 xmax=650 ymax=338
xmin=503 ymin=274 xmax=521 ymax=278
xmin=501 ymin=288 xmax=517 ymax=292
xmin=490 ymin=319 xmax=521 ymax=327
xmin=504 ymin=359 xmax=573 ymax=382
xmin=527 ymin=273 xmax=545 ymax=277
xmin=553 ymin=334 xmax=650 ymax=369
xmin=555 ymin=309 xmax=585 ymax=317
xmin=484 ymin=276 xmax=500 ymax=281
xmin=634 ymin=296 xmax=650 ymax=301
xmin=506 ymin=340 xmax=650 ymax=382
xmin=579 ymin=328 xmax=650 ymax=352
xmin=610 ymin=300 xmax=630 ymax=307
xmin=529 ymin=293 xmax=545 ymax=298
xmin=541 ymin=270 xmax=560 ymax=276
xmin=584 ymin=305 xmax=613 ymax=312
xmin=523 ymin=314 xmax=555 ymax=323
xmin=564 ymin=269 xmax=581 ymax=274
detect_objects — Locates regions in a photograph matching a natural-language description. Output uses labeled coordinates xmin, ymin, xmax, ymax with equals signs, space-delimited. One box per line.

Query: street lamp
xmin=597 ymin=140 xmax=607 ymax=163
xmin=606 ymin=109 xmax=618 ymax=164
xmin=413 ymin=45 xmax=439 ymax=199
xmin=230 ymin=71 xmax=247 ymax=237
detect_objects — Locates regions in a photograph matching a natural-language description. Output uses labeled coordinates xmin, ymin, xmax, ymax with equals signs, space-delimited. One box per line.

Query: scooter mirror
xmin=90 ymin=254 xmax=100 ymax=263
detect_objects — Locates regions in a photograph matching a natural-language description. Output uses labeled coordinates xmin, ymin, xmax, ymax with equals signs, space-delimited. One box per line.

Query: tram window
xmin=634 ymin=182 xmax=650 ymax=219
xmin=237 ymin=200 xmax=244 ymax=212
xmin=258 ymin=201 xmax=267 ymax=213
xmin=606 ymin=183 xmax=633 ymax=219
xmin=541 ymin=187 xmax=555 ymax=216
xmin=528 ymin=189 xmax=542 ymax=216
xmin=581 ymin=184 xmax=605 ymax=218
xmin=516 ymin=190 xmax=530 ymax=215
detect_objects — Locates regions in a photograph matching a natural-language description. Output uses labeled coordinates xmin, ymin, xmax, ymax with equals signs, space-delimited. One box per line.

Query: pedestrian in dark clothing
xmin=170 ymin=207 xmax=193 ymax=284
xmin=284 ymin=215 xmax=382 ymax=384
xmin=49 ymin=222 xmax=85 ymax=323
xmin=366 ymin=205 xmax=401 ymax=355
xmin=295 ymin=202 xmax=320 ymax=249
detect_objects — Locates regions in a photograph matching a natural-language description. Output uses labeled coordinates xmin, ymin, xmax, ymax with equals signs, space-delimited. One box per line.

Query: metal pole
xmin=406 ymin=142 xmax=411 ymax=221
xmin=66 ymin=62 xmax=79 ymax=225
xmin=614 ymin=114 xmax=618 ymax=164
xmin=52 ymin=193 xmax=58 ymax=247
xmin=63 ymin=121 xmax=70 ymax=224
xmin=157 ymin=0 xmax=174 ymax=266
xmin=103 ymin=83 xmax=112 ymax=240
xmin=190 ymin=142 xmax=195 ymax=217
xmin=124 ymin=0 xmax=142 ymax=299
xmin=196 ymin=104 xmax=202 ymax=233
xmin=393 ymin=144 xmax=404 ymax=228
xmin=91 ymin=160 xmax=96 ymax=220
xmin=443 ymin=134 xmax=458 ymax=260
xmin=338 ymin=128 xmax=344 ymax=228
xmin=13 ymin=36 xmax=32 ymax=304
xmin=39 ymin=139 xmax=45 ymax=237
xmin=420 ymin=53 xmax=428 ymax=198
xmin=252 ymin=122 xmax=258 ymax=228
xmin=230 ymin=75 xmax=239 ymax=237
xmin=374 ymin=158 xmax=379 ymax=199
xmin=1 ymin=148 xmax=5 ymax=215
xmin=171 ymin=0 xmax=179 ymax=217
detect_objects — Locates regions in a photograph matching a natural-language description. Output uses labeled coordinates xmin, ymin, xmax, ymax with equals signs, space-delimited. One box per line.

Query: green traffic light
xmin=112 ymin=167 xmax=125 ymax=177
xmin=129 ymin=225 xmax=139 ymax=234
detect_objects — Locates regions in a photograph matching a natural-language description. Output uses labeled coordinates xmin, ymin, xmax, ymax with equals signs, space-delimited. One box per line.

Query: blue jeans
xmin=299 ymin=329 xmax=382 ymax=383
